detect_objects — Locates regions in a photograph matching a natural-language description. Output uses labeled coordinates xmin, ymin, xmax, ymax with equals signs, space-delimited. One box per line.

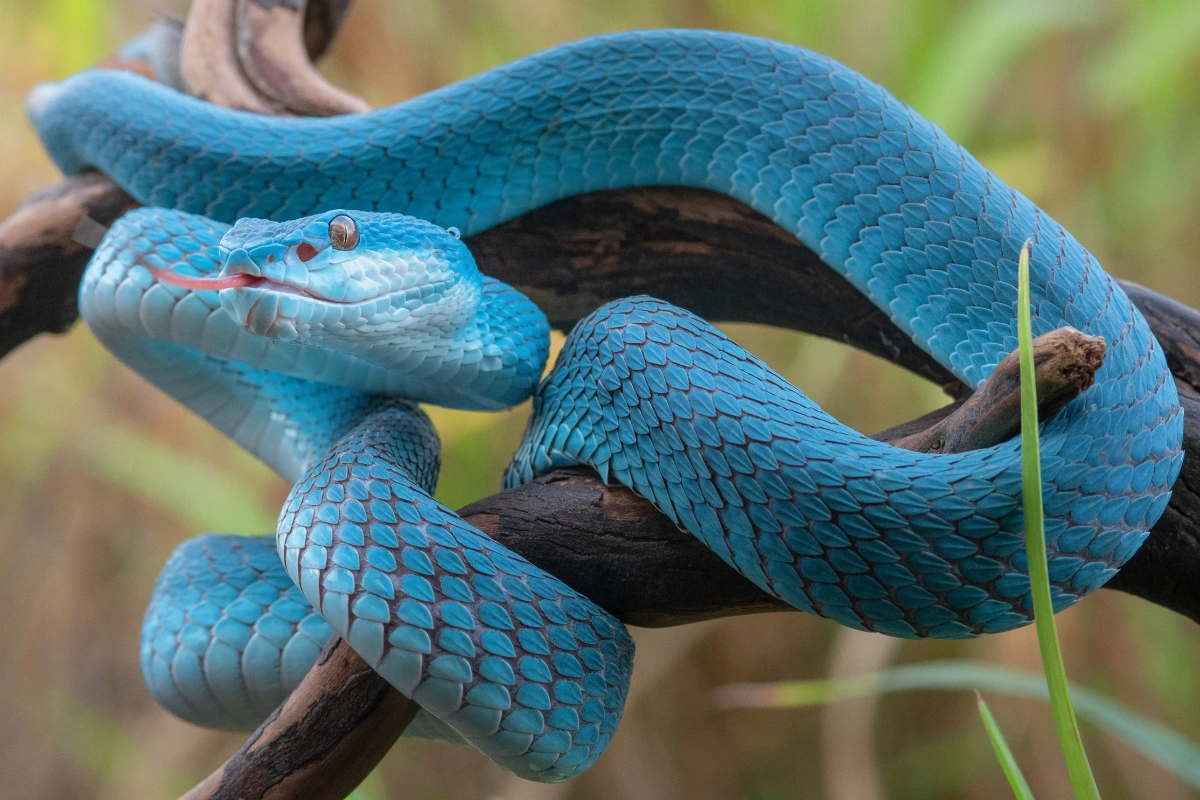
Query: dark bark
xmin=1103 ymin=282 xmax=1200 ymax=622
xmin=4 ymin=173 xmax=1199 ymax=797
xmin=0 ymin=174 xmax=138 ymax=356
xmin=0 ymin=0 xmax=357 ymax=359
xmin=181 ymin=637 xmax=419 ymax=800
xmin=302 ymin=0 xmax=357 ymax=60
xmin=881 ymin=326 xmax=1105 ymax=453
xmin=466 ymin=327 xmax=1107 ymax=627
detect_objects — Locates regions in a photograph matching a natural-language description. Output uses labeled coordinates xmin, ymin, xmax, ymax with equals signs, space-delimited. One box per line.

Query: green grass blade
xmin=714 ymin=660 xmax=1200 ymax=790
xmin=1017 ymin=240 xmax=1102 ymax=799
xmin=976 ymin=691 xmax=1036 ymax=800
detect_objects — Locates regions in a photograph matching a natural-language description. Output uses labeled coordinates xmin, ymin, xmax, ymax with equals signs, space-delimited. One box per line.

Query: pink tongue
xmin=147 ymin=266 xmax=263 ymax=291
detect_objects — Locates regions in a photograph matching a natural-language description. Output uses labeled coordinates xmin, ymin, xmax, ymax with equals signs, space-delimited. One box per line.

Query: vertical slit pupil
xmin=330 ymin=215 xmax=359 ymax=250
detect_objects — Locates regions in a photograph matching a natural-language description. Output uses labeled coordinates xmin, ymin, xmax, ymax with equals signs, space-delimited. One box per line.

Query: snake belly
xmin=47 ymin=28 xmax=1184 ymax=782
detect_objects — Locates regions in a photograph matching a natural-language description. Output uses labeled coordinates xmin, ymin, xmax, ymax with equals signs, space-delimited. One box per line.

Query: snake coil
xmin=28 ymin=29 xmax=1182 ymax=782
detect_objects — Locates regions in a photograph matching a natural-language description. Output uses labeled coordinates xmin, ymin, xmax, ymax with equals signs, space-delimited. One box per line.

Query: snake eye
xmin=328 ymin=214 xmax=359 ymax=251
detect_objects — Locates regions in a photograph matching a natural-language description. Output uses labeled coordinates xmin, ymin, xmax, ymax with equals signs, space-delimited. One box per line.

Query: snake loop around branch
xmin=30 ymin=29 xmax=1183 ymax=781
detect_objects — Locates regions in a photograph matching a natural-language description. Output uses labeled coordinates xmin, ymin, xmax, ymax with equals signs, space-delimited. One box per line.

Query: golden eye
xmin=328 ymin=214 xmax=359 ymax=250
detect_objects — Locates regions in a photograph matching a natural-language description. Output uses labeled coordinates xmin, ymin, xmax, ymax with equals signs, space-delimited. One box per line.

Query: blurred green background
xmin=2 ymin=0 xmax=1200 ymax=797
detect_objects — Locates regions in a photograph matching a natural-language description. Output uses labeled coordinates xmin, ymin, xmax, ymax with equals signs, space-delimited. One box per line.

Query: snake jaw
xmin=219 ymin=284 xmax=303 ymax=341
xmin=143 ymin=210 xmax=496 ymax=365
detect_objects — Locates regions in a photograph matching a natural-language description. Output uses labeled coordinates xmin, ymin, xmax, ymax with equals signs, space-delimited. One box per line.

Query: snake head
xmin=187 ymin=210 xmax=483 ymax=356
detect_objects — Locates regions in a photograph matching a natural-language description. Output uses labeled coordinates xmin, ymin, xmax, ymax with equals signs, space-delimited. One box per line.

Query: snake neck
xmin=461 ymin=276 xmax=552 ymax=407
xmin=321 ymin=400 xmax=442 ymax=496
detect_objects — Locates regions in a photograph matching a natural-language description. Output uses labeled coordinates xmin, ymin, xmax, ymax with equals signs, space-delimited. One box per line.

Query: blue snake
xmin=27 ymin=29 xmax=1184 ymax=782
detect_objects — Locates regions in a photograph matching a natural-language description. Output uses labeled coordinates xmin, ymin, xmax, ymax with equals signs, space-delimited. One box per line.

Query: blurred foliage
xmin=1 ymin=1 xmax=1199 ymax=798
xmin=719 ymin=660 xmax=1200 ymax=792
xmin=980 ymin=692 xmax=1033 ymax=800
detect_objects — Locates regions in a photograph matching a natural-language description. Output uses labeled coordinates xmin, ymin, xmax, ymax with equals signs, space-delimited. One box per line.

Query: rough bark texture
xmin=468 ymin=187 xmax=964 ymax=394
xmin=0 ymin=174 xmax=138 ymax=355
xmin=181 ymin=637 xmax=419 ymax=800
xmin=883 ymin=327 xmax=1105 ymax=453
xmin=181 ymin=0 xmax=368 ymax=114
xmin=236 ymin=0 xmax=370 ymax=115
xmin=5 ymin=179 xmax=1200 ymax=797
xmin=0 ymin=0 xmax=355 ymax=360
xmin=467 ymin=327 xmax=1107 ymax=627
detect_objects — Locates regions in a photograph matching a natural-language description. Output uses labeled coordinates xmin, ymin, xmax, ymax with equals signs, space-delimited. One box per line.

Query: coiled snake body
xmin=29 ymin=30 xmax=1183 ymax=781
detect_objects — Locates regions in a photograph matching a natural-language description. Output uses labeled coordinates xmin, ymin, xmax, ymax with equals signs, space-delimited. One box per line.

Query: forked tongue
xmin=147 ymin=266 xmax=263 ymax=291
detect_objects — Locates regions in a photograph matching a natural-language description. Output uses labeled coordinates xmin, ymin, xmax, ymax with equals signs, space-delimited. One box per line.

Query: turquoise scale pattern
xmin=141 ymin=533 xmax=490 ymax=745
xmin=141 ymin=534 xmax=334 ymax=729
xmin=43 ymin=27 xmax=1186 ymax=782
xmin=275 ymin=405 xmax=634 ymax=781
xmin=81 ymin=203 xmax=619 ymax=778
xmin=137 ymin=399 xmax=446 ymax=736
xmin=508 ymin=297 xmax=1182 ymax=639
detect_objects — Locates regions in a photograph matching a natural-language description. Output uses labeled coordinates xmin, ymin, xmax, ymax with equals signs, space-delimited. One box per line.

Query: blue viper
xmin=29 ymin=30 xmax=1183 ymax=782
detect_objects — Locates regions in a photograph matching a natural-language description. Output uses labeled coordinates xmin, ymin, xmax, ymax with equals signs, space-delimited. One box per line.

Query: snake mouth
xmin=146 ymin=266 xmax=333 ymax=303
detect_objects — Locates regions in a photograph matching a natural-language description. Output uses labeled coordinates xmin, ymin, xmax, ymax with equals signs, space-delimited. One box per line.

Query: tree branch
xmin=0 ymin=174 xmax=138 ymax=354
xmin=4 ymin=173 xmax=1199 ymax=799
xmin=181 ymin=636 xmax=419 ymax=800
xmin=4 ymin=176 xmax=1198 ymax=797
xmin=180 ymin=0 xmax=368 ymax=115
xmin=301 ymin=0 xmax=356 ymax=61
xmin=881 ymin=327 xmax=1105 ymax=453
xmin=468 ymin=187 xmax=964 ymax=393
xmin=235 ymin=0 xmax=370 ymax=116
xmin=1102 ymin=281 xmax=1200 ymax=622
xmin=470 ymin=327 xmax=1106 ymax=626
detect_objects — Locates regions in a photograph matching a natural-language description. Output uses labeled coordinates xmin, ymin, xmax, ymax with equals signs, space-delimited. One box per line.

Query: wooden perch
xmin=181 ymin=637 xmax=418 ymax=800
xmin=236 ymin=0 xmax=371 ymax=116
xmin=0 ymin=174 xmax=138 ymax=354
xmin=1099 ymin=281 xmax=1200 ymax=623
xmin=882 ymin=327 xmax=1106 ymax=453
xmin=469 ymin=187 xmax=964 ymax=393
xmin=180 ymin=0 xmax=367 ymax=115
xmin=470 ymin=327 xmax=1107 ymax=626
xmin=3 ymin=181 xmax=1197 ymax=798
